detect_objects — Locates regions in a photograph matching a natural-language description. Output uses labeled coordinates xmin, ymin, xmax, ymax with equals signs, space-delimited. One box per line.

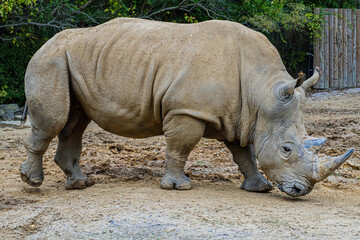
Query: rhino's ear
xmin=278 ymin=80 xmax=297 ymax=100
xmin=277 ymin=71 xmax=307 ymax=100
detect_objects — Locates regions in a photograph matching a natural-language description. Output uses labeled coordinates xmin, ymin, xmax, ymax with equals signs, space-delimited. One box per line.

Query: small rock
xmin=5 ymin=198 xmax=19 ymax=205
xmin=14 ymin=114 xmax=23 ymax=121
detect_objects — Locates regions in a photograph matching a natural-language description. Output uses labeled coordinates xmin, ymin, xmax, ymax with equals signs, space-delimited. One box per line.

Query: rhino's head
xmin=252 ymin=67 xmax=354 ymax=197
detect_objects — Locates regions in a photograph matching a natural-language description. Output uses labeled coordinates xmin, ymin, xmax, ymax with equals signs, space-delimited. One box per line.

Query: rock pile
xmin=0 ymin=104 xmax=24 ymax=121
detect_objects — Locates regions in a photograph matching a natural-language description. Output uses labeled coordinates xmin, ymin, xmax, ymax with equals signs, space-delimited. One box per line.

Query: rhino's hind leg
xmin=224 ymin=142 xmax=273 ymax=192
xmin=21 ymin=104 xmax=69 ymax=187
xmin=21 ymin=131 xmax=53 ymax=187
xmin=54 ymin=110 xmax=94 ymax=190
xmin=161 ymin=115 xmax=206 ymax=190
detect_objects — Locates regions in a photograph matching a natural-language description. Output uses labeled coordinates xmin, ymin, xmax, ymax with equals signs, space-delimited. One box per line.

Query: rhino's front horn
xmin=311 ymin=149 xmax=354 ymax=182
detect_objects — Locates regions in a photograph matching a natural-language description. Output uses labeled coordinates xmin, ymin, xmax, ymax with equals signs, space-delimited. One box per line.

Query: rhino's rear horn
xmin=299 ymin=67 xmax=321 ymax=90
xmin=311 ymin=148 xmax=354 ymax=182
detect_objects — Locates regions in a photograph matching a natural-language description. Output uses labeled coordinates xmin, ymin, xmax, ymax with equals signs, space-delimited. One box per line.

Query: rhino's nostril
xmin=293 ymin=185 xmax=301 ymax=194
xmin=293 ymin=182 xmax=305 ymax=194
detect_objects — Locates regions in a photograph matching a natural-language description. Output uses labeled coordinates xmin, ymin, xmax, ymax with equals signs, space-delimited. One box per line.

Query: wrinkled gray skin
xmin=20 ymin=18 xmax=354 ymax=197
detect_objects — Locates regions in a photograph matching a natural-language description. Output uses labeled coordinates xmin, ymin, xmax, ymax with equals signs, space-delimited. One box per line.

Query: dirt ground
xmin=1 ymin=88 xmax=360 ymax=239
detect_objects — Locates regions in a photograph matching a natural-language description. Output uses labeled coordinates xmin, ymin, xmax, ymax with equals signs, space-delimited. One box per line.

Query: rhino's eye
xmin=280 ymin=145 xmax=293 ymax=158
xmin=282 ymin=146 xmax=292 ymax=153
xmin=284 ymin=93 xmax=291 ymax=100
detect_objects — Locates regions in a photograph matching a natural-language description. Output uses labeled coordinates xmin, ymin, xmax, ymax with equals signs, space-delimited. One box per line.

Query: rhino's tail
xmin=20 ymin=102 xmax=28 ymax=128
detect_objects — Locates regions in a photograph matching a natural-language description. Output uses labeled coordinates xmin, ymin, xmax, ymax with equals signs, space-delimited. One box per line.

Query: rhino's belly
xmin=84 ymin=106 xmax=163 ymax=138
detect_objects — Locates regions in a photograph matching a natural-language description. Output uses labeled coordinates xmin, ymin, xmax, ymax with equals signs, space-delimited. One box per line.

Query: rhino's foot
xmin=241 ymin=175 xmax=273 ymax=192
xmin=65 ymin=177 xmax=95 ymax=190
xmin=20 ymin=161 xmax=44 ymax=187
xmin=160 ymin=173 xmax=192 ymax=190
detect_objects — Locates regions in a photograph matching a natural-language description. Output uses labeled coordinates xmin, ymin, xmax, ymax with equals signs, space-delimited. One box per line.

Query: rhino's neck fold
xmin=239 ymin=97 xmax=257 ymax=147
xmin=237 ymin=72 xmax=260 ymax=147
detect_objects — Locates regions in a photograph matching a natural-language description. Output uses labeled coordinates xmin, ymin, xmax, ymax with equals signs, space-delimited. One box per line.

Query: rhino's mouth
xmin=277 ymin=181 xmax=313 ymax=197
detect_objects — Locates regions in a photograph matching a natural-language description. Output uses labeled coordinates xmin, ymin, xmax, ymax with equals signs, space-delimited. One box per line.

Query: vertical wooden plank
xmin=345 ymin=9 xmax=348 ymax=88
xmin=323 ymin=9 xmax=330 ymax=89
xmin=319 ymin=9 xmax=326 ymax=88
xmin=347 ymin=9 xmax=353 ymax=87
xmin=352 ymin=9 xmax=357 ymax=87
xmin=328 ymin=9 xmax=334 ymax=88
xmin=324 ymin=9 xmax=331 ymax=89
xmin=357 ymin=9 xmax=360 ymax=87
xmin=313 ymin=8 xmax=321 ymax=88
xmin=338 ymin=9 xmax=344 ymax=88
xmin=332 ymin=9 xmax=339 ymax=88
xmin=342 ymin=9 xmax=348 ymax=88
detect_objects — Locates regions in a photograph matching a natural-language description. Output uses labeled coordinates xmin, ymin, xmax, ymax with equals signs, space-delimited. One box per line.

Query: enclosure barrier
xmin=314 ymin=8 xmax=360 ymax=89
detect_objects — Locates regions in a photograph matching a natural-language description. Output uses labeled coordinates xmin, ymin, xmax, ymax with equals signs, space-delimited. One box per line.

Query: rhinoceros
xmin=20 ymin=18 xmax=353 ymax=197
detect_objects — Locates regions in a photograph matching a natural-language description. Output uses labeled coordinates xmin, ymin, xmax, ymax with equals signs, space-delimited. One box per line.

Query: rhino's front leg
xmin=224 ymin=141 xmax=273 ymax=192
xmin=161 ymin=115 xmax=206 ymax=190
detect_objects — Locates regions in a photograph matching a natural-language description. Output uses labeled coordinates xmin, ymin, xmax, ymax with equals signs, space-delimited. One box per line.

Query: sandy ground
xmin=1 ymin=89 xmax=360 ymax=239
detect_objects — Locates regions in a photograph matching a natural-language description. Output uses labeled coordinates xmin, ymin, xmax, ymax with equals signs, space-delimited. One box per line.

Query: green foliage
xmin=305 ymin=11 xmax=323 ymax=40
xmin=0 ymin=0 xmax=359 ymax=105
xmin=105 ymin=0 xmax=137 ymax=17
xmin=0 ymin=86 xmax=8 ymax=99
xmin=0 ymin=0 xmax=37 ymax=19
xmin=302 ymin=0 xmax=360 ymax=9
xmin=184 ymin=13 xmax=198 ymax=23
xmin=0 ymin=40 xmax=38 ymax=104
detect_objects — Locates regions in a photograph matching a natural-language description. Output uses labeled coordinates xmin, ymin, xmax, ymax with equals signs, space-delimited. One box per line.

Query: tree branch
xmin=73 ymin=10 xmax=99 ymax=24
xmin=0 ymin=35 xmax=22 ymax=41
xmin=194 ymin=2 xmax=230 ymax=20
xmin=0 ymin=21 xmax=64 ymax=29
xmin=140 ymin=0 xmax=147 ymax=15
xmin=79 ymin=0 xmax=98 ymax=11
xmin=139 ymin=0 xmax=232 ymax=21
xmin=140 ymin=0 xmax=191 ymax=19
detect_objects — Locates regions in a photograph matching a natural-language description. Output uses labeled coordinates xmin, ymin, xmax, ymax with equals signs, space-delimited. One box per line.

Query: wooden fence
xmin=313 ymin=8 xmax=360 ymax=89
